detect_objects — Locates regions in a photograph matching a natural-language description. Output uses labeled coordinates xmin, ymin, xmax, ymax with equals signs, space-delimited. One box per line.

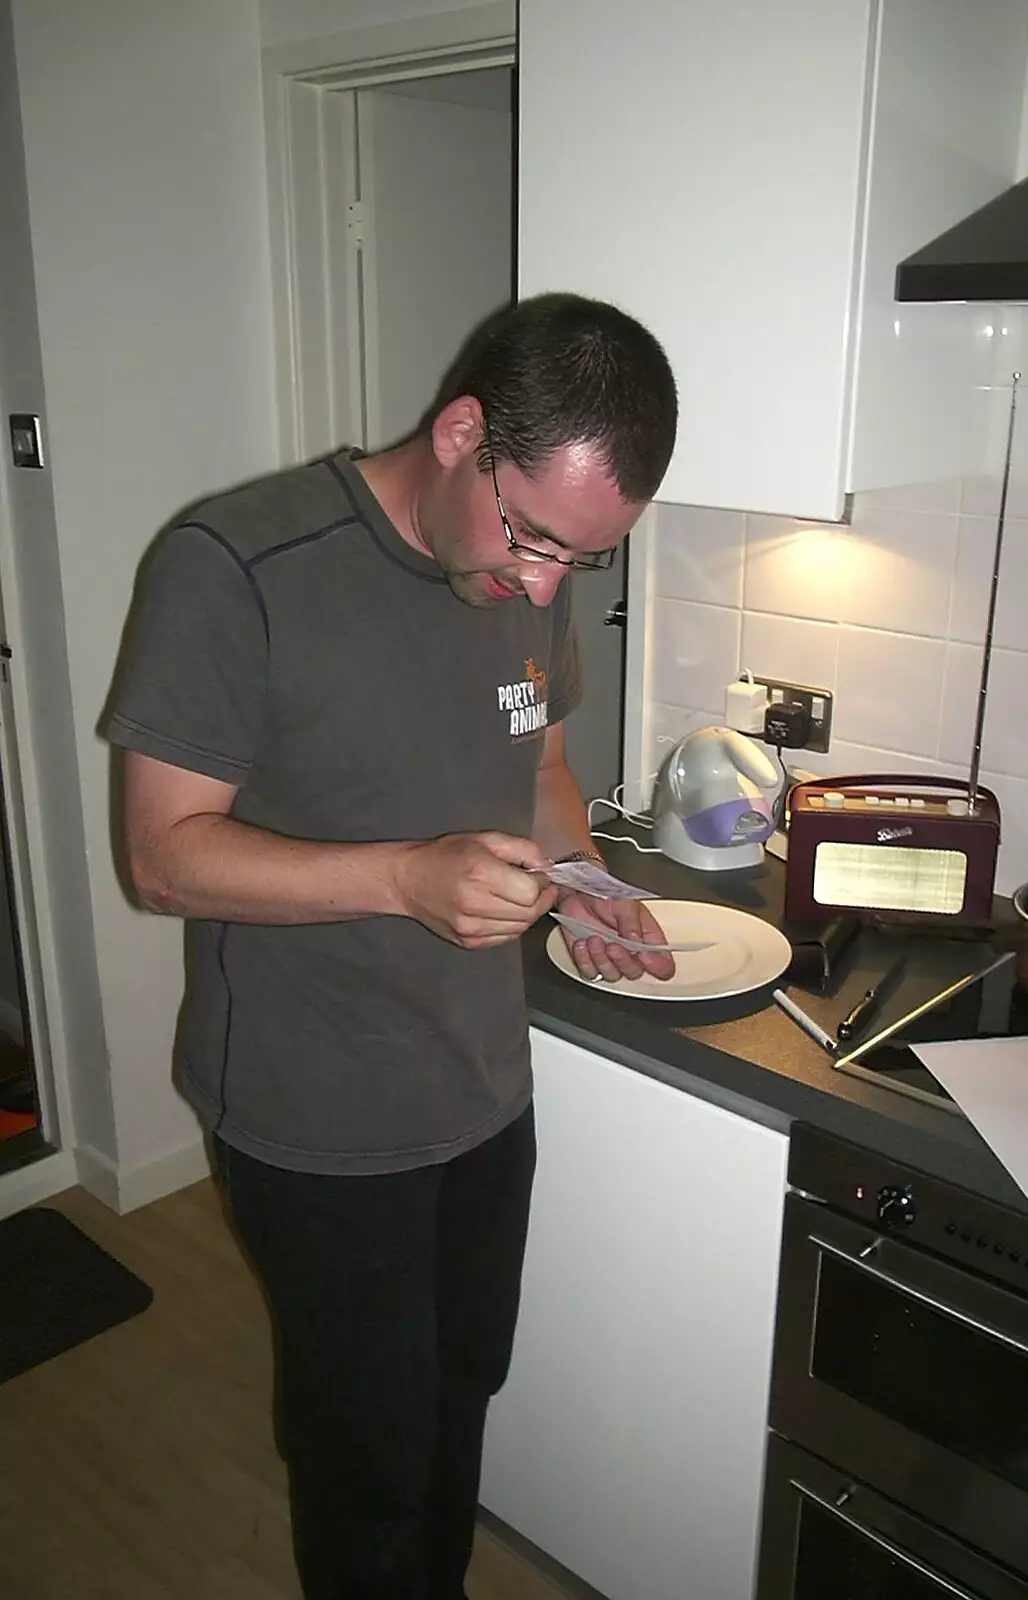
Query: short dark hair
xmin=427 ymin=292 xmax=678 ymax=501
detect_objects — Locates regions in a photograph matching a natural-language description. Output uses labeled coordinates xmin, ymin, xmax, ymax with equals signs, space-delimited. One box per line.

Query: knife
xmin=836 ymin=957 xmax=909 ymax=1042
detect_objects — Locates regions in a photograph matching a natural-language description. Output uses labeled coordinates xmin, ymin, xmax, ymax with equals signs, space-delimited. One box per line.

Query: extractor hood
xmin=895 ymin=174 xmax=1028 ymax=303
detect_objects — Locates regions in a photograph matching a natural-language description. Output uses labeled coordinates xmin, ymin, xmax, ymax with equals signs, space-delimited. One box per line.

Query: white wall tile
xmin=740 ymin=611 xmax=838 ymax=691
xmin=743 ymin=516 xmax=845 ymax=622
xmin=630 ymin=699 xmax=723 ymax=812
xmin=825 ymin=741 xmax=965 ymax=782
xmin=940 ymin=641 xmax=1028 ymax=778
xmin=835 ymin=628 xmax=945 ymax=757
xmin=938 ymin=641 xmax=981 ymax=768
xmin=961 ymin=349 xmax=1028 ymax=517
xmin=652 ymin=503 xmax=745 ymax=608
xmin=950 ymin=514 xmax=1028 ymax=649
xmin=649 ymin=599 xmax=741 ymax=717
xmin=838 ymin=507 xmax=958 ymax=636
xmin=852 ymin=479 xmax=961 ymax=515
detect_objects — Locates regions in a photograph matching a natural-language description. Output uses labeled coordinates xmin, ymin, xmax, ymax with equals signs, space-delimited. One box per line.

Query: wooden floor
xmin=0 ymin=1178 xmax=570 ymax=1600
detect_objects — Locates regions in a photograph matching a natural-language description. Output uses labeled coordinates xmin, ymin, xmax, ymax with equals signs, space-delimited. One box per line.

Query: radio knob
xmin=877 ymin=1185 xmax=917 ymax=1229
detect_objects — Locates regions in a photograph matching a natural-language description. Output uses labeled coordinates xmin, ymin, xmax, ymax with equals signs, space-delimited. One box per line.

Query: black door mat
xmin=0 ymin=1206 xmax=154 ymax=1383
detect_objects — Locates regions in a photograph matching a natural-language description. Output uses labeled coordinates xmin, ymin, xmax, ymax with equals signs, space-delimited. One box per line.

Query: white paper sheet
xmin=911 ymin=1037 xmax=1028 ymax=1200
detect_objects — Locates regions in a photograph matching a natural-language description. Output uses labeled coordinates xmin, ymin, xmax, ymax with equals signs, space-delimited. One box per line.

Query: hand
xmin=557 ymin=891 xmax=676 ymax=984
xmin=393 ymin=831 xmax=558 ymax=949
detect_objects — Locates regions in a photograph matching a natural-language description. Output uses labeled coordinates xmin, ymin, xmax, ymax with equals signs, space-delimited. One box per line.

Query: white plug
xmin=725 ymin=673 xmax=768 ymax=735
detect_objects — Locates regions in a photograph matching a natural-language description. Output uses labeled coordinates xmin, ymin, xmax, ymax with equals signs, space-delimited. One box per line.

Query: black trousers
xmin=214 ymin=1105 xmax=536 ymax=1600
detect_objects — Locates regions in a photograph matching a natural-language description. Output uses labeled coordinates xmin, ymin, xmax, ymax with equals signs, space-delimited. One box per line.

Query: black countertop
xmin=524 ymin=832 xmax=1028 ymax=1215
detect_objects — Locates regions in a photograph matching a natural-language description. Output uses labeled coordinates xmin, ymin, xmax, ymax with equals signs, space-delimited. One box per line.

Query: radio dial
xmin=877 ymin=1185 xmax=917 ymax=1229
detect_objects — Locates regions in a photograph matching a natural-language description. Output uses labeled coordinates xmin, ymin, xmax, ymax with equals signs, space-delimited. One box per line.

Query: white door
xmin=357 ymin=79 xmax=514 ymax=448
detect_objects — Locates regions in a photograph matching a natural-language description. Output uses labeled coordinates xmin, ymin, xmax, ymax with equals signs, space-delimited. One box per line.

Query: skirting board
xmin=0 ymin=1148 xmax=77 ymax=1220
xmin=76 ymin=1133 xmax=214 ymax=1215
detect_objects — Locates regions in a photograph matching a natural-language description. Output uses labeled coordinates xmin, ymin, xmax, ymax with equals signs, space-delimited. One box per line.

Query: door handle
xmin=810 ymin=1232 xmax=1028 ymax=1357
xmin=603 ymin=600 xmax=627 ymax=628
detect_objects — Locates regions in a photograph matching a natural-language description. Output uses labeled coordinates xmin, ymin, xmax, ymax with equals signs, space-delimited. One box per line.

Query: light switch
xmin=9 ymin=414 xmax=44 ymax=469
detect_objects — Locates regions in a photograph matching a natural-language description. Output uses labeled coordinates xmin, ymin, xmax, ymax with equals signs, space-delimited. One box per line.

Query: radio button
xmin=911 ymin=797 xmax=926 ymax=809
xmin=894 ymin=796 xmax=910 ymax=807
xmin=864 ymin=795 xmax=879 ymax=805
xmin=947 ymin=798 xmax=969 ymax=816
xmin=824 ymin=791 xmax=845 ymax=809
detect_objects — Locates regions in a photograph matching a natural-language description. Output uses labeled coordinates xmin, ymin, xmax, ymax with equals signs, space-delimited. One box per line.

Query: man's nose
xmin=518 ymin=562 xmax=568 ymax=606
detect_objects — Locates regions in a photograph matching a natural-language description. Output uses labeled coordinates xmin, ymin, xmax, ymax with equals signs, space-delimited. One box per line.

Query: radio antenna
xmin=968 ymin=370 xmax=1019 ymax=816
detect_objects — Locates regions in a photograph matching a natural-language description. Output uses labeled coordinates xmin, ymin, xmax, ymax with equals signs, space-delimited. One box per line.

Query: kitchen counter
xmin=524 ymin=831 xmax=1028 ymax=1214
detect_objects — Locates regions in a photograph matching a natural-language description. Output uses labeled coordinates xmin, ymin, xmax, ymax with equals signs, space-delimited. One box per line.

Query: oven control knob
xmin=876 ymin=1185 xmax=916 ymax=1228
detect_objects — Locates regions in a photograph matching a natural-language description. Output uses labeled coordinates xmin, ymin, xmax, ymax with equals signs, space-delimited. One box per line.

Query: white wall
xmin=10 ymin=0 xmax=278 ymax=1202
xmin=260 ymin=0 xmax=512 ymax=50
xmin=641 ymin=309 xmax=1028 ymax=896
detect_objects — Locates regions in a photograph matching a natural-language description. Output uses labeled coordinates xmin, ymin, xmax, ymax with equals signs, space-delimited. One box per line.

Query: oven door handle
xmin=809 ymin=1233 xmax=1028 ymax=1357
xmin=795 ymin=1483 xmax=982 ymax=1599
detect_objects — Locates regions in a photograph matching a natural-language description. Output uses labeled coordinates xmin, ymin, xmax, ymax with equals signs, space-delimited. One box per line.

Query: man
xmin=106 ymin=292 xmax=677 ymax=1598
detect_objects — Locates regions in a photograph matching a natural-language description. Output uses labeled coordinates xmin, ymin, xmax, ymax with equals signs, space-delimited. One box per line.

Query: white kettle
xmin=652 ymin=726 xmax=778 ymax=871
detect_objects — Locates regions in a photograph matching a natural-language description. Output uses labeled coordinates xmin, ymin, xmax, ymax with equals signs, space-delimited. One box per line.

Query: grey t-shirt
xmin=106 ymin=452 xmax=582 ymax=1174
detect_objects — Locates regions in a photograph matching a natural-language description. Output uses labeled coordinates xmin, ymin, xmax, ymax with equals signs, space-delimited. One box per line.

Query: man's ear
xmin=431 ymin=395 xmax=484 ymax=470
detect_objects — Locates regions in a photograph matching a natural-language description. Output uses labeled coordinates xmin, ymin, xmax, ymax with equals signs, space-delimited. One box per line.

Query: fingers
xmin=562 ymin=897 xmax=677 ymax=984
xmin=570 ymin=939 xmax=676 ymax=984
xmin=567 ymin=934 xmax=647 ymax=984
xmin=478 ymin=831 xmax=553 ymax=872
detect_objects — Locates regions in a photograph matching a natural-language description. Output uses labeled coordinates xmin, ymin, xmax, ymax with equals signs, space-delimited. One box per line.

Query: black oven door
xmin=770 ymin=1194 xmax=1028 ymax=1577
xmin=758 ymin=1436 xmax=1028 ymax=1600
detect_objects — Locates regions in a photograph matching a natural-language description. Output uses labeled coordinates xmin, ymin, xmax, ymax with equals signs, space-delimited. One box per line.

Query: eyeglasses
xmin=484 ymin=423 xmax=617 ymax=572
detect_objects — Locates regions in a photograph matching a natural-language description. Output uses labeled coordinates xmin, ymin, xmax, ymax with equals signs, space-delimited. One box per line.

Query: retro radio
xmin=784 ymin=776 xmax=1001 ymax=922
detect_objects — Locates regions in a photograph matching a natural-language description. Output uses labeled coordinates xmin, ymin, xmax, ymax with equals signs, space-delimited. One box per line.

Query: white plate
xmin=545 ymin=899 xmax=793 ymax=1001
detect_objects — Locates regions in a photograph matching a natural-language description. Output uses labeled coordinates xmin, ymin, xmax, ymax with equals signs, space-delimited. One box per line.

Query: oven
xmin=756 ymin=1125 xmax=1028 ymax=1598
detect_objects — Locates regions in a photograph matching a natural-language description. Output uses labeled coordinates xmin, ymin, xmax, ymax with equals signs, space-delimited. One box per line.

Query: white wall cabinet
xmin=479 ymin=1030 xmax=789 ymax=1600
xmin=518 ymin=0 xmax=1028 ymax=519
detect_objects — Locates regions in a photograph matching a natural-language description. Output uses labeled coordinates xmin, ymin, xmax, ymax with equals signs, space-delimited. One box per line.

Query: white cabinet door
xmin=480 ymin=1031 xmax=789 ymax=1600
xmin=518 ymin=0 xmax=1025 ymax=520
xmin=519 ymin=0 xmax=875 ymax=519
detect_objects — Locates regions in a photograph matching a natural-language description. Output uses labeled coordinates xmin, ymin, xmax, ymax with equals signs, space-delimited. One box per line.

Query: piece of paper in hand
xmin=551 ymin=910 xmax=714 ymax=954
xmin=543 ymin=860 xmax=653 ymax=899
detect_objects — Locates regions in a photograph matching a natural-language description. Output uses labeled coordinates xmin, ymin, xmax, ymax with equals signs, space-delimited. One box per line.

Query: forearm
xmin=533 ymin=760 xmax=601 ymax=863
xmin=133 ymin=811 xmax=413 ymax=924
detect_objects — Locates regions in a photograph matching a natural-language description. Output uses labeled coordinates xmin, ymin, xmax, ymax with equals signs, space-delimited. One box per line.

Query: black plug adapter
xmin=764 ymin=699 xmax=811 ymax=749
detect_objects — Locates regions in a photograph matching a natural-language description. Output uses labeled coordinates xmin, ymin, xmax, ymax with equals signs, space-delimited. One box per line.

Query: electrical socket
xmin=752 ymin=676 xmax=833 ymax=753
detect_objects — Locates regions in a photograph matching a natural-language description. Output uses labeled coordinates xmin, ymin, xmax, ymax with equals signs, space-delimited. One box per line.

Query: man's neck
xmin=353 ymin=439 xmax=434 ymax=558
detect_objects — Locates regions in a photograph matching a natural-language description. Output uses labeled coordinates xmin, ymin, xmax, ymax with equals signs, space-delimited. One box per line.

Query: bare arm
xmin=533 ymin=726 xmax=674 ymax=983
xmin=532 ymin=723 xmax=598 ymax=861
xmin=124 ymin=751 xmax=557 ymax=947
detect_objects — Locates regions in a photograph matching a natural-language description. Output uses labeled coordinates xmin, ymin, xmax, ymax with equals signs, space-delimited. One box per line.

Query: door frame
xmin=262 ymin=5 xmax=516 ymax=468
